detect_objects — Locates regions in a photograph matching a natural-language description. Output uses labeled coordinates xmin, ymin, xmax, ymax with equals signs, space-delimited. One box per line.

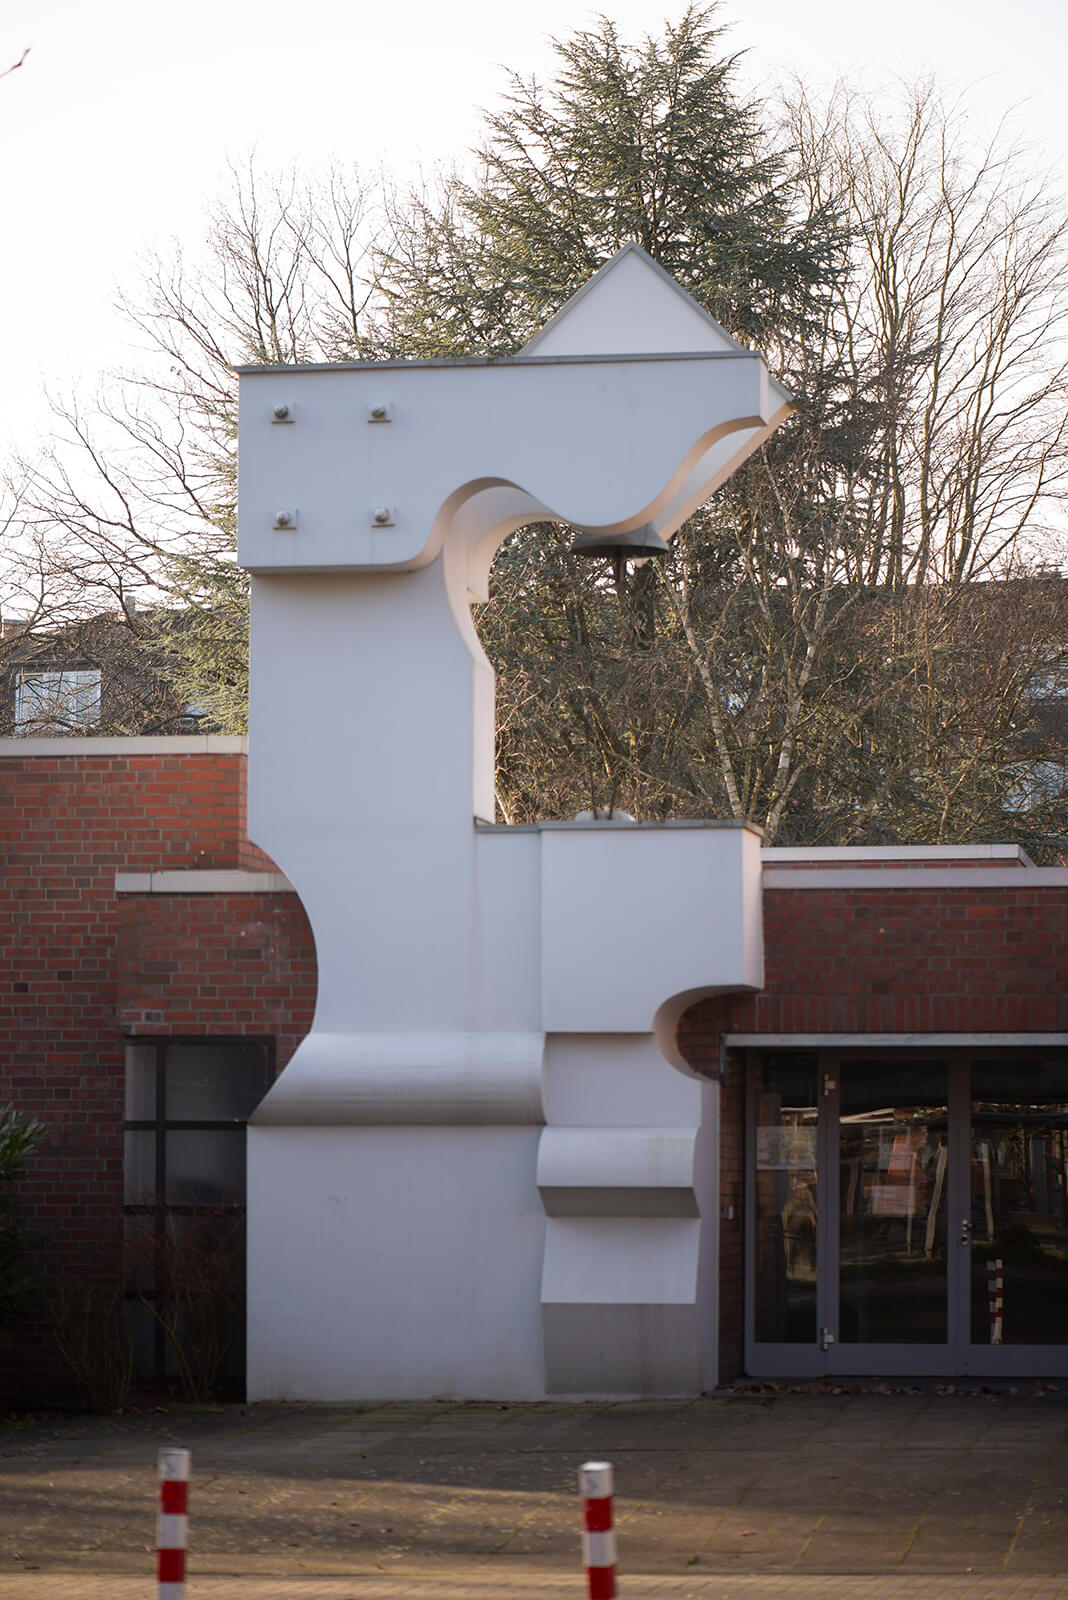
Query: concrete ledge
xmin=115 ymin=870 xmax=293 ymax=894
xmin=0 ymin=734 xmax=247 ymax=756
xmin=763 ymin=867 xmax=1068 ymax=889
xmin=762 ymin=843 xmax=1032 ymax=864
xmin=725 ymin=1032 xmax=1068 ymax=1047
xmin=250 ymin=1031 xmax=546 ymax=1126
xmin=537 ymin=1127 xmax=698 ymax=1217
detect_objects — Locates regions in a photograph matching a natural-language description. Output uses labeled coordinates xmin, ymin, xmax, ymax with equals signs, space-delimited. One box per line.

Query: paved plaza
xmin=0 ymin=1390 xmax=1066 ymax=1598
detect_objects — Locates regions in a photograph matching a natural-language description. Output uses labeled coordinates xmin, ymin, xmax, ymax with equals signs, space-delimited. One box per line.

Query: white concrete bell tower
xmin=238 ymin=246 xmax=790 ymax=1398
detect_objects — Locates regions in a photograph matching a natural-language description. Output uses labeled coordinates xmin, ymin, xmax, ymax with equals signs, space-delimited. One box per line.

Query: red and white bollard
xmin=580 ymin=1460 xmax=616 ymax=1599
xmin=157 ymin=1447 xmax=191 ymax=1599
xmin=988 ymin=1257 xmax=1004 ymax=1345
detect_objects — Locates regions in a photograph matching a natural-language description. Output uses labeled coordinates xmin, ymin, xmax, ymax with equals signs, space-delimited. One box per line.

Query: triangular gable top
xmin=521 ymin=242 xmax=744 ymax=358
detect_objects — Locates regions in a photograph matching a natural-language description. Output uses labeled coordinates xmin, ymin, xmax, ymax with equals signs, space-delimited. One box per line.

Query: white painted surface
xmin=541 ymin=1216 xmax=700 ymax=1303
xmin=541 ymin=824 xmax=763 ymax=1032
xmin=238 ymin=355 xmax=777 ymax=578
xmin=472 ymin=829 xmax=542 ymax=1031
xmin=542 ymin=1034 xmax=699 ymax=1127
xmin=522 ymin=244 xmax=744 ymax=357
xmin=537 ymin=1126 xmax=699 ymax=1214
xmin=242 ymin=248 xmax=788 ymax=1400
xmin=247 ymin=1126 xmax=546 ymax=1399
xmin=252 ymin=1031 xmax=544 ymax=1125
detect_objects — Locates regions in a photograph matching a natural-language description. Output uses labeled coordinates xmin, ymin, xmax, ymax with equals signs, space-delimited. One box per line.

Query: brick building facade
xmin=1 ymin=737 xmax=315 ymax=1398
xmin=4 ymin=736 xmax=1068 ymax=1397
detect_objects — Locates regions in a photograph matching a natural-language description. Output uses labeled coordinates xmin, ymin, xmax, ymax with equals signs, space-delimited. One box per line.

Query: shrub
xmin=0 ymin=1106 xmax=46 ymax=1327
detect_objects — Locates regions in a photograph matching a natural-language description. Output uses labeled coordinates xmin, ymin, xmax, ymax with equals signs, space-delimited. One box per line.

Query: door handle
xmin=960 ymin=1218 xmax=972 ymax=1243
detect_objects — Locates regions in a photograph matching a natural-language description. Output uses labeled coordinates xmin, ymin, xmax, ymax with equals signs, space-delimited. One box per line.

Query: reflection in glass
xmin=971 ymin=1061 xmax=1068 ymax=1345
xmin=123 ymin=1130 xmax=156 ymax=1205
xmin=165 ymin=1131 xmax=246 ymax=1205
xmin=839 ymin=1061 xmax=948 ymax=1344
xmin=166 ymin=1043 xmax=271 ymax=1121
xmin=754 ymin=1055 xmax=818 ymax=1343
xmin=124 ymin=1044 xmax=157 ymax=1120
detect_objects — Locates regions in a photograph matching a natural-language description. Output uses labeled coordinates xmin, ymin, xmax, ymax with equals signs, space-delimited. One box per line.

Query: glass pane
xmin=125 ymin=1297 xmax=160 ymax=1382
xmin=753 ymin=1055 xmax=819 ymax=1343
xmin=839 ymin=1061 xmax=948 ymax=1345
xmin=165 ymin=1130 xmax=246 ymax=1205
xmin=123 ymin=1213 xmax=157 ymax=1292
xmin=971 ymin=1060 xmax=1068 ymax=1345
xmin=165 ymin=1042 xmax=271 ymax=1121
xmin=15 ymin=668 xmax=101 ymax=731
xmin=125 ymin=1043 xmax=157 ymax=1120
xmin=124 ymin=1130 xmax=156 ymax=1205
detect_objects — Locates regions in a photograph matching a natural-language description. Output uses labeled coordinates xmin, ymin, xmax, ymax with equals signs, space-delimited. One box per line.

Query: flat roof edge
xmin=235 ymin=349 xmax=768 ymax=375
xmin=765 ymin=867 xmax=1068 ymax=889
xmin=762 ymin=843 xmax=1031 ymax=862
xmin=0 ymin=735 xmax=248 ymax=757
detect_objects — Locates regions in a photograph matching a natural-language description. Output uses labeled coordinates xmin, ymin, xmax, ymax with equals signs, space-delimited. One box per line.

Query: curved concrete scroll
xmin=251 ymin=1031 xmax=545 ymax=1126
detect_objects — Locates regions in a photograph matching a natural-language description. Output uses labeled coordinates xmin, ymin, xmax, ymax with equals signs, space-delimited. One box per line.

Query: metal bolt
xmin=273 ymin=509 xmax=295 ymax=529
xmin=367 ymin=402 xmax=391 ymax=423
xmin=371 ymin=506 xmax=393 ymax=527
xmin=272 ymin=403 xmax=292 ymax=422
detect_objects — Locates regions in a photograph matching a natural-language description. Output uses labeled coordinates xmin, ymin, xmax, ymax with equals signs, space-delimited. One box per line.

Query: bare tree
xmin=473 ymin=75 xmax=1068 ymax=849
xmin=0 ymin=48 xmax=29 ymax=81
xmin=7 ymin=24 xmax=1068 ymax=856
xmin=787 ymin=81 xmax=1068 ymax=588
xmin=7 ymin=162 xmax=376 ymax=730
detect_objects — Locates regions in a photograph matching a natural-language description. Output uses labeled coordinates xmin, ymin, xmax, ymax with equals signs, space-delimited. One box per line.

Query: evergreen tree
xmin=12 ymin=14 xmax=1068 ymax=851
xmin=376 ymin=7 xmax=839 ymax=357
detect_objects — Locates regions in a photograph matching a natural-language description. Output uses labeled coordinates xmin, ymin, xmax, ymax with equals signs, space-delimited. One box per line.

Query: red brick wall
xmin=687 ymin=884 xmax=1068 ymax=1038
xmin=677 ymin=881 xmax=1068 ymax=1381
xmin=116 ymin=893 xmax=315 ymax=1063
xmin=0 ymin=751 xmax=315 ymax=1401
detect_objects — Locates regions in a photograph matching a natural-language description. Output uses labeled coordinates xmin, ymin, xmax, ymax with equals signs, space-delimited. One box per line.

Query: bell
xmin=569 ymin=523 xmax=671 ymax=560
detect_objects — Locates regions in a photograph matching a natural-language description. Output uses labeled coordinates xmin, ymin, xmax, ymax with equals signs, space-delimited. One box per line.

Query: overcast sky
xmin=1 ymin=0 xmax=1065 ymax=457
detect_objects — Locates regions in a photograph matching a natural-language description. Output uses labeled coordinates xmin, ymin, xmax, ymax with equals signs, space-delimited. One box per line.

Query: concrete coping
xmin=0 ymin=734 xmax=248 ymax=756
xmin=762 ymin=842 xmax=1034 ymax=864
xmin=115 ymin=870 xmax=293 ymax=894
xmin=765 ymin=867 xmax=1068 ymax=889
xmin=477 ymin=817 xmax=761 ymax=834
xmin=235 ymin=349 xmax=766 ymax=375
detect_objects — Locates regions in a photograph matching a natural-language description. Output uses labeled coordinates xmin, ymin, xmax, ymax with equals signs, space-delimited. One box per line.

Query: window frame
xmin=15 ymin=666 xmax=102 ymax=731
xmin=122 ymin=1035 xmax=275 ymax=1388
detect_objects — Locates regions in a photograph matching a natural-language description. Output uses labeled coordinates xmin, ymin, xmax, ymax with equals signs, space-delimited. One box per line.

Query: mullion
xmin=153 ymin=1042 xmax=167 ymax=1382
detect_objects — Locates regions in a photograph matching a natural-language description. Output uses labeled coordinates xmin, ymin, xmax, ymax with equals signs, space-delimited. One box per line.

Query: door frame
xmin=744 ymin=1047 xmax=1068 ymax=1380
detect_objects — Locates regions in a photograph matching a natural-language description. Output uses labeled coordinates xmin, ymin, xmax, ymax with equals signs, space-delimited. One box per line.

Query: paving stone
xmin=2 ymin=1393 xmax=1067 ymax=1597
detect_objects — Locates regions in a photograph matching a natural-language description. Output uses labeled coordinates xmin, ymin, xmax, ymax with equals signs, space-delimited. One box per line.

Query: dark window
xmin=123 ymin=1039 xmax=273 ymax=1392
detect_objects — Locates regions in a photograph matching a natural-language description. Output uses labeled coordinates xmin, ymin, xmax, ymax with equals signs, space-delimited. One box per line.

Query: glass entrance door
xmin=745 ymin=1053 xmax=1068 ymax=1379
xmin=837 ymin=1060 xmax=950 ymax=1369
xmin=966 ymin=1060 xmax=1068 ymax=1372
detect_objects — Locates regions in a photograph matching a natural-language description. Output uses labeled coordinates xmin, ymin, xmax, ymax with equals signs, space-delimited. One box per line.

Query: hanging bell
xmin=568 ymin=523 xmax=670 ymax=560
